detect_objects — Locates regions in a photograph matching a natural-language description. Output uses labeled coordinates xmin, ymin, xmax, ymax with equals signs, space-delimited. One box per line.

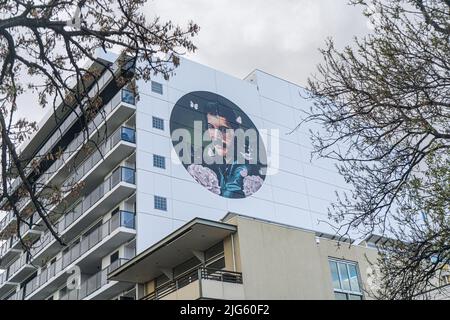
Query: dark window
xmin=110 ymin=251 xmax=119 ymax=264
xmin=174 ymin=257 xmax=202 ymax=278
xmin=111 ymin=207 xmax=120 ymax=217
xmin=156 ymin=273 xmax=170 ymax=288
xmin=151 ymin=81 xmax=163 ymax=95
xmin=205 ymin=241 xmax=224 ymax=261
xmin=206 ymin=256 xmax=225 ymax=270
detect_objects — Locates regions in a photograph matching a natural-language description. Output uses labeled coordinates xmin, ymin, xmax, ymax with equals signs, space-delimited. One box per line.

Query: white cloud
xmin=16 ymin=0 xmax=370 ymax=123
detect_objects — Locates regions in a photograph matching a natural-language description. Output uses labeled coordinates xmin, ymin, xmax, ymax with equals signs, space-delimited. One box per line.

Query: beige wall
xmin=223 ymin=231 xmax=242 ymax=273
xmin=226 ymin=216 xmax=378 ymax=300
xmin=144 ymin=279 xmax=155 ymax=296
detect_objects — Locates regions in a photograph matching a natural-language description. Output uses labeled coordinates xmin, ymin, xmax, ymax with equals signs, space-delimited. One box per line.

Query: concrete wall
xmin=228 ymin=215 xmax=378 ymax=300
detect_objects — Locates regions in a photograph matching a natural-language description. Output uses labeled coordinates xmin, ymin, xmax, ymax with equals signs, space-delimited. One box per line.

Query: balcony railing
xmin=143 ymin=268 xmax=244 ymax=300
xmin=0 ymin=237 xmax=14 ymax=257
xmin=7 ymin=287 xmax=24 ymax=300
xmin=25 ymin=211 xmax=135 ymax=298
xmin=3 ymin=253 xmax=32 ymax=282
xmin=30 ymin=167 xmax=135 ymax=257
xmin=1 ymin=88 xmax=136 ymax=224
xmin=17 ymin=126 xmax=136 ymax=240
xmin=0 ymin=271 xmax=7 ymax=286
xmin=0 ymin=212 xmax=15 ymax=234
xmin=62 ymin=126 xmax=135 ymax=190
xmin=59 ymin=258 xmax=129 ymax=300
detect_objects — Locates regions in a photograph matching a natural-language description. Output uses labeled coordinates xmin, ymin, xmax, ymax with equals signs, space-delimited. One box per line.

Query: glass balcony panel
xmin=122 ymin=167 xmax=135 ymax=184
xmin=79 ymin=282 xmax=88 ymax=299
xmin=121 ymin=127 xmax=136 ymax=143
xmin=111 ymin=214 xmax=120 ymax=231
xmin=62 ymin=252 xmax=71 ymax=268
xmin=80 ymin=237 xmax=89 ymax=255
xmin=121 ymin=211 xmax=135 ymax=229
xmin=121 ymin=89 xmax=135 ymax=105
xmin=3 ymin=86 xmax=136 ymax=220
xmin=24 ymin=209 xmax=135 ymax=298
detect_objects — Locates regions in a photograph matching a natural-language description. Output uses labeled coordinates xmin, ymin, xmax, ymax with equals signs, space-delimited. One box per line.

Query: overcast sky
xmin=16 ymin=0 xmax=369 ymax=124
xmin=147 ymin=0 xmax=369 ymax=85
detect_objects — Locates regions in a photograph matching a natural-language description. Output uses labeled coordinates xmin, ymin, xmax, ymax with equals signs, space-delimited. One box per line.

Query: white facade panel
xmin=134 ymin=58 xmax=347 ymax=252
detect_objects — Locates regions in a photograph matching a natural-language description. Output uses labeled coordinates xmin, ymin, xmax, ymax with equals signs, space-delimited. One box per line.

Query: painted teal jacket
xmin=216 ymin=162 xmax=249 ymax=199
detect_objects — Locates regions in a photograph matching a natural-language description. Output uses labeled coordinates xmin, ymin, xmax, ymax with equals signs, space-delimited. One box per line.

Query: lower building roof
xmin=108 ymin=218 xmax=237 ymax=283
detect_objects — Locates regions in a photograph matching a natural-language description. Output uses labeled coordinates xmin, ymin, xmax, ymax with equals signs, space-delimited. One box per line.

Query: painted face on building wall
xmin=206 ymin=113 xmax=234 ymax=158
xmin=170 ymin=91 xmax=267 ymax=199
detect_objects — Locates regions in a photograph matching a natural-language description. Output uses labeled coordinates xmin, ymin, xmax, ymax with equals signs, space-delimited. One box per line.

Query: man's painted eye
xmin=218 ymin=127 xmax=229 ymax=134
xmin=207 ymin=123 xmax=214 ymax=129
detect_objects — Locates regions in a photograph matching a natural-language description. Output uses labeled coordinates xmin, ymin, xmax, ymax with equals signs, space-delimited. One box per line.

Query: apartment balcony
xmin=3 ymin=253 xmax=36 ymax=285
xmin=30 ymin=166 xmax=136 ymax=266
xmin=25 ymin=210 xmax=136 ymax=300
xmin=0 ymin=215 xmax=42 ymax=265
xmin=60 ymin=258 xmax=132 ymax=300
xmin=0 ymin=88 xmax=136 ymax=235
xmin=0 ymin=252 xmax=37 ymax=297
xmin=0 ymin=271 xmax=17 ymax=297
xmin=0 ymin=237 xmax=22 ymax=268
xmin=0 ymin=212 xmax=16 ymax=240
xmin=61 ymin=126 xmax=136 ymax=196
xmin=143 ymin=268 xmax=245 ymax=300
xmin=6 ymin=287 xmax=24 ymax=300
xmin=19 ymin=126 xmax=136 ymax=241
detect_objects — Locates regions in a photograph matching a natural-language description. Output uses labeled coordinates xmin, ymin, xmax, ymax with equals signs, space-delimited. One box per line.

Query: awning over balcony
xmin=108 ymin=218 xmax=237 ymax=284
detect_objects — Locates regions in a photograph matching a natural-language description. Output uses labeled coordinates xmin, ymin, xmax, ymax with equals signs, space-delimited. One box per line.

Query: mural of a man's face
xmin=171 ymin=91 xmax=267 ymax=199
xmin=207 ymin=113 xmax=235 ymax=158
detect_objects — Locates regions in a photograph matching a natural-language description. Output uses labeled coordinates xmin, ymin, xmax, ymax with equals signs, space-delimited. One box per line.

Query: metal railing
xmin=0 ymin=88 xmax=136 ymax=228
xmin=62 ymin=126 xmax=135 ymax=190
xmin=59 ymin=258 xmax=130 ymax=300
xmin=0 ymin=212 xmax=15 ymax=233
xmin=29 ymin=167 xmax=135 ymax=257
xmin=25 ymin=211 xmax=135 ymax=298
xmin=4 ymin=253 xmax=32 ymax=283
xmin=34 ymin=88 xmax=136 ymax=192
xmin=7 ymin=287 xmax=24 ymax=300
xmin=143 ymin=268 xmax=243 ymax=300
xmin=0 ymin=237 xmax=14 ymax=257
xmin=0 ymin=271 xmax=8 ymax=286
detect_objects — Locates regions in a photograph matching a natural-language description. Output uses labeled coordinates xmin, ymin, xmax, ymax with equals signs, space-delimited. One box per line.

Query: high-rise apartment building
xmin=0 ymin=51 xmax=363 ymax=300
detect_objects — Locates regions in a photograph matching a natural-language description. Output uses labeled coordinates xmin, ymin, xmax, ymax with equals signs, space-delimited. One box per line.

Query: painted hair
xmin=204 ymin=101 xmax=240 ymax=130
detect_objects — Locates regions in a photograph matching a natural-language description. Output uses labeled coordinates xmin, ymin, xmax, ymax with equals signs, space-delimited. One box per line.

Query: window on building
xmin=154 ymin=196 xmax=167 ymax=211
xmin=151 ymin=81 xmax=163 ymax=94
xmin=329 ymin=259 xmax=363 ymax=300
xmin=206 ymin=256 xmax=225 ymax=270
xmin=173 ymin=257 xmax=202 ymax=278
xmin=153 ymin=155 xmax=166 ymax=169
xmin=152 ymin=116 xmax=164 ymax=130
xmin=110 ymin=251 xmax=119 ymax=264
xmin=205 ymin=241 xmax=224 ymax=261
xmin=155 ymin=273 xmax=170 ymax=288
xmin=111 ymin=207 xmax=120 ymax=217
